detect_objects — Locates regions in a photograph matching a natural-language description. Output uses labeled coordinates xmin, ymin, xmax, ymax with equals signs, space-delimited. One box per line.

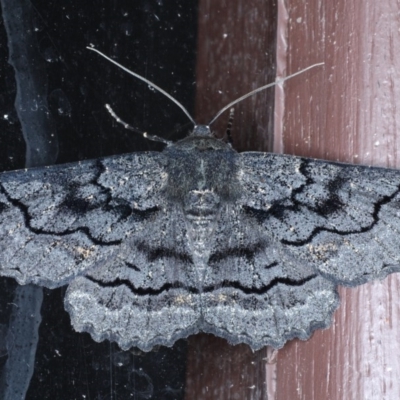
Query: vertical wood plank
xmin=185 ymin=1 xmax=277 ymax=398
xmin=275 ymin=0 xmax=400 ymax=398
xmin=195 ymin=0 xmax=277 ymax=152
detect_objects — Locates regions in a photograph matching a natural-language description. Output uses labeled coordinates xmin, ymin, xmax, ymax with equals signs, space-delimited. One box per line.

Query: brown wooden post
xmin=275 ymin=0 xmax=400 ymax=398
xmin=187 ymin=0 xmax=400 ymax=398
xmin=194 ymin=0 xmax=277 ymax=153
xmin=185 ymin=0 xmax=277 ymax=398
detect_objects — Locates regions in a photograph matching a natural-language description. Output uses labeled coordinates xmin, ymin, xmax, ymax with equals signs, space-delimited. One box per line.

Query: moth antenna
xmin=207 ymin=62 xmax=324 ymax=126
xmin=87 ymin=46 xmax=196 ymax=126
xmin=225 ymin=108 xmax=234 ymax=144
xmin=106 ymin=104 xmax=173 ymax=146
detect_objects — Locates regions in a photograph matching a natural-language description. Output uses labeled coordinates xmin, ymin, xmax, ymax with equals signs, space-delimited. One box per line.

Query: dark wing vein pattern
xmin=1 ymin=147 xmax=400 ymax=351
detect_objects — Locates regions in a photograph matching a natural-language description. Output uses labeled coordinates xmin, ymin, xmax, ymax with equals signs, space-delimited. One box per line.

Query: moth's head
xmin=191 ymin=125 xmax=213 ymax=137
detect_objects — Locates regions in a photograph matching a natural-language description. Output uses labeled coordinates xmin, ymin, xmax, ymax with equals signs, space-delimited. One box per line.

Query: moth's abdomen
xmin=183 ymin=190 xmax=220 ymax=266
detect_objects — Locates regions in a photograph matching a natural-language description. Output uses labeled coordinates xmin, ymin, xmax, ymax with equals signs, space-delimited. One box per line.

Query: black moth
xmin=0 ymin=49 xmax=399 ymax=352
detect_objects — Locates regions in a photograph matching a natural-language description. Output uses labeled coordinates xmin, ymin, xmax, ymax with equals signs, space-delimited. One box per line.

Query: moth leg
xmin=105 ymin=104 xmax=173 ymax=146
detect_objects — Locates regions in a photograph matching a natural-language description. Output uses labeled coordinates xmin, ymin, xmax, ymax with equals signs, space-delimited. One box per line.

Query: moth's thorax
xmin=163 ymin=135 xmax=241 ymax=206
xmin=173 ymin=134 xmax=235 ymax=151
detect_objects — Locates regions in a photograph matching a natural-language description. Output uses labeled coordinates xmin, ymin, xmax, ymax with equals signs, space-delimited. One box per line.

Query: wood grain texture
xmin=194 ymin=0 xmax=277 ymax=153
xmin=275 ymin=0 xmax=400 ymax=398
xmin=187 ymin=0 xmax=400 ymax=398
xmin=185 ymin=0 xmax=277 ymax=398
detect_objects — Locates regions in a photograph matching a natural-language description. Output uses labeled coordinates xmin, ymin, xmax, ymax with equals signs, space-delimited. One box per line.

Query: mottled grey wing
xmin=198 ymin=201 xmax=338 ymax=349
xmin=200 ymin=152 xmax=400 ymax=350
xmin=0 ymin=152 xmax=163 ymax=286
xmin=0 ymin=152 xmax=201 ymax=351
xmin=66 ymin=205 xmax=202 ymax=351
xmin=240 ymin=152 xmax=400 ymax=284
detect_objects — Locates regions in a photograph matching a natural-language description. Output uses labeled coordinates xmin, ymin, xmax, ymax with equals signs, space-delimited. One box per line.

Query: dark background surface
xmin=0 ymin=0 xmax=199 ymax=172
xmin=0 ymin=1 xmax=198 ymax=398
xmin=2 ymin=0 xmax=280 ymax=398
xmin=3 ymin=0 xmax=399 ymax=399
